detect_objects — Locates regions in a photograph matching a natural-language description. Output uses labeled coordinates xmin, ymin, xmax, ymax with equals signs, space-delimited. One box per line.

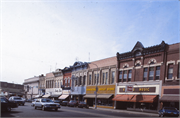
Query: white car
xmin=31 ymin=99 xmax=37 ymax=107
xmin=34 ymin=98 xmax=60 ymax=111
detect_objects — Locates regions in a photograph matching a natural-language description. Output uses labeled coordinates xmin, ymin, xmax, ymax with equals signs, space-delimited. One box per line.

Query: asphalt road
xmin=1 ymin=102 xmax=159 ymax=117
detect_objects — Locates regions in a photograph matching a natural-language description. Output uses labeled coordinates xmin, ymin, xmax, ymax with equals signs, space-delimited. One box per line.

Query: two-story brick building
xmin=112 ymin=41 xmax=179 ymax=112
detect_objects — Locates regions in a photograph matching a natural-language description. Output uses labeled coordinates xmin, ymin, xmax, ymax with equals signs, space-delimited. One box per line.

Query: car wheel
xmin=6 ymin=106 xmax=11 ymax=112
xmin=35 ymin=106 xmax=37 ymax=109
xmin=55 ymin=108 xmax=58 ymax=111
xmin=22 ymin=104 xmax=24 ymax=106
xmin=42 ymin=106 xmax=46 ymax=111
xmin=160 ymin=114 xmax=164 ymax=117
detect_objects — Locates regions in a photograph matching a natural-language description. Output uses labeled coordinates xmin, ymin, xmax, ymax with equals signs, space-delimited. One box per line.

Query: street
xmin=1 ymin=102 xmax=159 ymax=117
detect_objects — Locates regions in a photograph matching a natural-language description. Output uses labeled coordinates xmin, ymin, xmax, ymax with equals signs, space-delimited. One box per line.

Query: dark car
xmin=54 ymin=100 xmax=61 ymax=105
xmin=1 ymin=97 xmax=18 ymax=112
xmin=9 ymin=96 xmax=25 ymax=106
xmin=158 ymin=107 xmax=179 ymax=117
xmin=61 ymin=101 xmax=68 ymax=106
xmin=67 ymin=100 xmax=78 ymax=107
xmin=78 ymin=101 xmax=89 ymax=108
xmin=34 ymin=98 xmax=60 ymax=111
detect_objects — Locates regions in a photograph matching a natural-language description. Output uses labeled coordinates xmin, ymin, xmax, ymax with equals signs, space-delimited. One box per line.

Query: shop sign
xmin=119 ymin=87 xmax=156 ymax=92
xmin=86 ymin=85 xmax=115 ymax=94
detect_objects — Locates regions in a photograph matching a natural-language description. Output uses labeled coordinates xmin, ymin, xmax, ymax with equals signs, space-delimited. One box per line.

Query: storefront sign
xmin=46 ymin=88 xmax=62 ymax=95
xmin=119 ymin=87 xmax=156 ymax=93
xmin=86 ymin=85 xmax=115 ymax=94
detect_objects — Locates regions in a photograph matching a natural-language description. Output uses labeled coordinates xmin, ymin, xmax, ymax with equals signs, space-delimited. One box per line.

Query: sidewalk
xmin=89 ymin=107 xmax=159 ymax=117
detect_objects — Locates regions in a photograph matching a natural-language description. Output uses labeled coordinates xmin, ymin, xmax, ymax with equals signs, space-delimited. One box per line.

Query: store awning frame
xmin=112 ymin=94 xmax=158 ymax=103
xmin=50 ymin=94 xmax=61 ymax=98
xmin=58 ymin=94 xmax=69 ymax=99
xmin=97 ymin=94 xmax=113 ymax=99
xmin=84 ymin=94 xmax=96 ymax=98
xmin=160 ymin=96 xmax=180 ymax=102
xmin=42 ymin=94 xmax=50 ymax=98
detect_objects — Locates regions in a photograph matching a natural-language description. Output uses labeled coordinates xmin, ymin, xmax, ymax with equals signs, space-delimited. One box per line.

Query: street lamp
xmin=90 ymin=63 xmax=98 ymax=109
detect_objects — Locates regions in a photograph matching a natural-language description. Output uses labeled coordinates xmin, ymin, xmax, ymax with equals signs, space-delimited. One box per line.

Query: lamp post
xmin=90 ymin=63 xmax=98 ymax=109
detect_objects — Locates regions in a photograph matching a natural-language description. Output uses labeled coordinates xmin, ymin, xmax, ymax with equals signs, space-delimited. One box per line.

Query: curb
xmin=89 ymin=107 xmax=158 ymax=116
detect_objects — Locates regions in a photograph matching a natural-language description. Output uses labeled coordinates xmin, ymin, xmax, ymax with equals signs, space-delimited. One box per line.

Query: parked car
xmin=67 ymin=100 xmax=78 ymax=107
xmin=26 ymin=99 xmax=32 ymax=102
xmin=54 ymin=100 xmax=61 ymax=105
xmin=78 ymin=101 xmax=89 ymax=108
xmin=34 ymin=98 xmax=60 ymax=111
xmin=158 ymin=107 xmax=179 ymax=117
xmin=1 ymin=96 xmax=18 ymax=112
xmin=31 ymin=99 xmax=37 ymax=107
xmin=9 ymin=96 xmax=25 ymax=106
xmin=60 ymin=101 xmax=68 ymax=106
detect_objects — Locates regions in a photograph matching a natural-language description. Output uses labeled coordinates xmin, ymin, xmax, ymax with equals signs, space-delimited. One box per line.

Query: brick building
xmin=113 ymin=41 xmax=179 ymax=112
xmin=84 ymin=56 xmax=117 ymax=109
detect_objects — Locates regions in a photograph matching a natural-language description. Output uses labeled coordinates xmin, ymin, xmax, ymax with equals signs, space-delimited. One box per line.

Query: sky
xmin=0 ymin=0 xmax=179 ymax=84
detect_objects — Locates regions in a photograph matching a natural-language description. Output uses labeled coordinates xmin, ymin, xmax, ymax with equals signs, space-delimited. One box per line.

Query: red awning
xmin=112 ymin=95 xmax=158 ymax=103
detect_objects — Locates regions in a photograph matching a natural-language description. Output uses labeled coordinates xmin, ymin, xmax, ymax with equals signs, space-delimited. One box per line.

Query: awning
xmin=160 ymin=96 xmax=180 ymax=102
xmin=97 ymin=94 xmax=113 ymax=99
xmin=50 ymin=94 xmax=61 ymax=98
xmin=112 ymin=95 xmax=158 ymax=103
xmin=58 ymin=95 xmax=69 ymax=99
xmin=84 ymin=94 xmax=96 ymax=98
xmin=35 ymin=95 xmax=41 ymax=98
xmin=42 ymin=94 xmax=50 ymax=98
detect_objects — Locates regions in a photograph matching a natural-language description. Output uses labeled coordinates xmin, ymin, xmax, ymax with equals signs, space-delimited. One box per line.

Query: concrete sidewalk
xmin=89 ymin=107 xmax=159 ymax=117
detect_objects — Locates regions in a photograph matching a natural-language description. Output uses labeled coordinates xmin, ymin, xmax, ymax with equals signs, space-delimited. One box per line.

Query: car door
xmin=35 ymin=99 xmax=40 ymax=108
xmin=1 ymin=97 xmax=9 ymax=110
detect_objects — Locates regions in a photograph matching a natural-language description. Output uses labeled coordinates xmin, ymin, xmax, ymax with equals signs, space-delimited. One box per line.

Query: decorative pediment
xmin=131 ymin=41 xmax=144 ymax=53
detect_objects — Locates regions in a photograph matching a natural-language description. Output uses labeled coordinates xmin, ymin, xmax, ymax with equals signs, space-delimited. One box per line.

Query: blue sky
xmin=1 ymin=0 xmax=179 ymax=84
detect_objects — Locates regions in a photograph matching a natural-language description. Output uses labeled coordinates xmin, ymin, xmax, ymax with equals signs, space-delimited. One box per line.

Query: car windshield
xmin=80 ymin=102 xmax=86 ymax=104
xmin=69 ymin=101 xmax=76 ymax=103
xmin=63 ymin=101 xmax=68 ymax=103
xmin=42 ymin=99 xmax=53 ymax=102
xmin=14 ymin=98 xmax=21 ymax=100
xmin=164 ymin=108 xmax=177 ymax=110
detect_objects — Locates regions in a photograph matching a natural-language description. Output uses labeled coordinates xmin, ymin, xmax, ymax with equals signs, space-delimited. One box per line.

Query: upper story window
xmin=89 ymin=75 xmax=91 ymax=85
xmin=168 ymin=64 xmax=173 ymax=79
xmin=135 ymin=50 xmax=142 ymax=56
xmin=128 ymin=70 xmax=132 ymax=82
xmin=94 ymin=74 xmax=96 ymax=85
xmin=155 ymin=66 xmax=160 ymax=80
xmin=68 ymin=79 xmax=70 ymax=86
xmin=143 ymin=68 xmax=148 ymax=81
xmin=119 ymin=71 xmax=122 ymax=82
xmin=79 ymin=77 xmax=82 ymax=86
xmin=102 ymin=73 xmax=105 ymax=84
xmin=149 ymin=67 xmax=154 ymax=80
xmin=111 ymin=71 xmax=115 ymax=84
xmin=178 ymin=62 xmax=180 ymax=78
xmin=97 ymin=73 xmax=99 ymax=85
xmin=105 ymin=72 xmax=108 ymax=84
xmin=83 ymin=76 xmax=86 ymax=86
xmin=123 ymin=70 xmax=127 ymax=82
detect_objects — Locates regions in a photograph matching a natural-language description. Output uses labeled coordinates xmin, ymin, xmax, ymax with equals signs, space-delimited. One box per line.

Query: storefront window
xmin=94 ymin=98 xmax=113 ymax=106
